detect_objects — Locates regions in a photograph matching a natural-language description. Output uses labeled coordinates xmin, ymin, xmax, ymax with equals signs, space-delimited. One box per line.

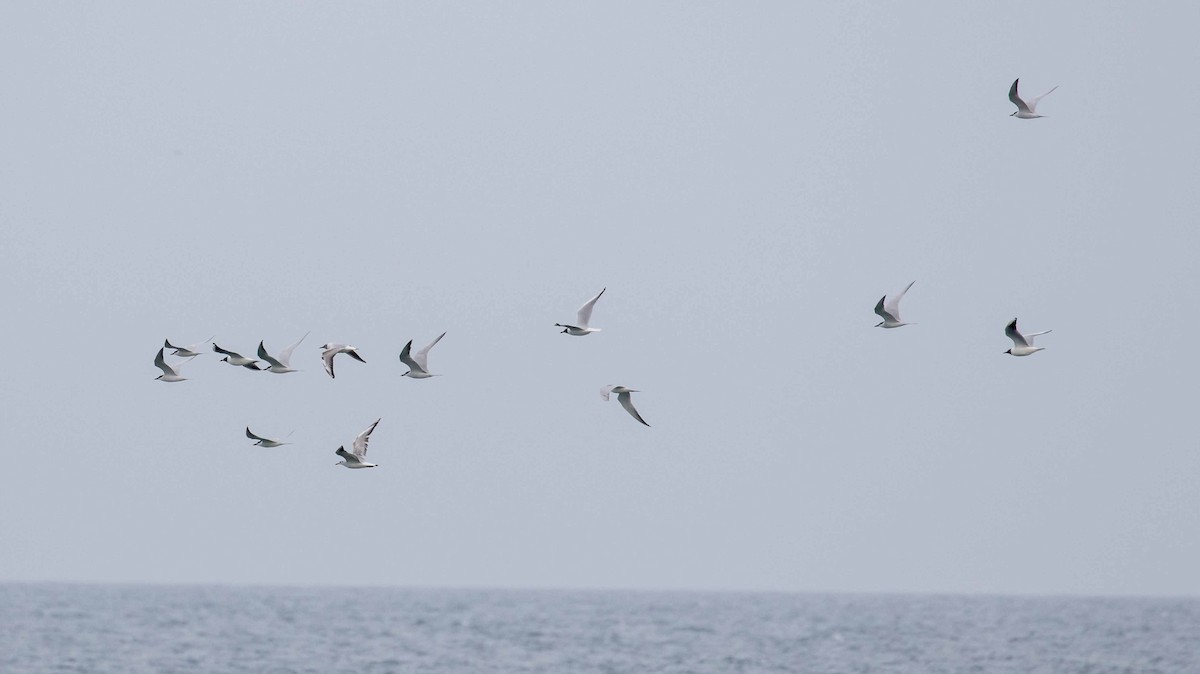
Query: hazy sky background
xmin=1 ymin=1 xmax=1198 ymax=596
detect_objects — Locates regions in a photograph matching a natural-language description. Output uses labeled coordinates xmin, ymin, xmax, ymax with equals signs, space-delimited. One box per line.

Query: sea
xmin=1 ymin=584 xmax=1196 ymax=673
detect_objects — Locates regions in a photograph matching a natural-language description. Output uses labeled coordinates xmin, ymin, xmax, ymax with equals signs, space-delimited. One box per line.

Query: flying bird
xmin=257 ymin=331 xmax=310 ymax=374
xmin=163 ymin=336 xmax=213 ymax=358
xmin=1009 ymin=78 xmax=1058 ymax=119
xmin=601 ymin=385 xmax=650 ymax=427
xmin=245 ymin=427 xmax=290 ymax=447
xmin=399 ymin=332 xmax=446 ymax=379
xmin=213 ymin=343 xmax=265 ymax=370
xmin=1004 ymin=318 xmax=1053 ymax=356
xmin=874 ymin=281 xmax=917 ymax=328
xmin=556 ymin=288 xmax=605 ymax=336
xmin=153 ymin=347 xmax=195 ymax=382
xmin=335 ymin=418 xmax=382 ymax=469
xmin=320 ymin=343 xmax=366 ymax=379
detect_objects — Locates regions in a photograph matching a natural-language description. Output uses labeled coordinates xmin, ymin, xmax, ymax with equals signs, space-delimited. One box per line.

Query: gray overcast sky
xmin=1 ymin=1 xmax=1198 ymax=595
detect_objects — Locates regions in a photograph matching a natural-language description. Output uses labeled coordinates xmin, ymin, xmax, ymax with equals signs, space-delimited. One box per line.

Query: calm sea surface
xmin=1 ymin=584 xmax=1196 ymax=673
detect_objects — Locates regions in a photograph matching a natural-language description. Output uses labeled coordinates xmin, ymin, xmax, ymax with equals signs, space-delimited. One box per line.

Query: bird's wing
xmin=277 ymin=331 xmax=309 ymax=368
xmin=575 ymin=288 xmax=606 ymax=328
xmin=873 ymin=295 xmax=896 ymax=322
xmin=246 ymin=427 xmax=269 ymax=442
xmin=1009 ymin=78 xmax=1032 ymax=113
xmin=164 ymin=338 xmax=180 ymax=350
xmin=1029 ymin=85 xmax=1059 ymax=110
xmin=175 ymin=335 xmax=213 ymax=352
xmin=414 ymin=332 xmax=445 ymax=371
xmin=883 ymin=281 xmax=915 ymax=317
xmin=617 ymin=391 xmax=650 ymax=427
xmin=353 ymin=418 xmax=381 ymax=457
xmin=1024 ymin=329 xmax=1052 ymax=345
xmin=335 ymin=446 xmax=358 ymax=463
xmin=1005 ymin=318 xmax=1029 ymax=347
xmin=213 ymin=343 xmax=241 ymax=357
xmin=153 ymin=348 xmax=176 ymax=375
xmin=321 ymin=348 xmax=337 ymax=378
xmin=257 ymin=341 xmax=285 ymax=368
xmin=398 ymin=340 xmax=423 ymax=373
xmin=600 ymin=385 xmax=615 ymax=401
xmin=346 ymin=349 xmax=366 ymax=363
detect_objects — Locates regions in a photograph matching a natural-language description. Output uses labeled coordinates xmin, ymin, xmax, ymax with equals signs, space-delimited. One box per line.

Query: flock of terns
xmin=152 ymin=78 xmax=1059 ymax=468
xmin=150 ymin=287 xmax=656 ymax=469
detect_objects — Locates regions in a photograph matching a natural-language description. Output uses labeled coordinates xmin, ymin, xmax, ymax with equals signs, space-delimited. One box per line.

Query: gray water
xmin=1 ymin=584 xmax=1196 ymax=673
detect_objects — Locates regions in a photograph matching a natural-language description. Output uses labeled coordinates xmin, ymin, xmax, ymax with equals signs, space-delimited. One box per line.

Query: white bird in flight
xmin=245 ymin=427 xmax=291 ymax=447
xmin=335 ymin=418 xmax=382 ymax=469
xmin=164 ymin=336 xmax=213 ymax=358
xmin=212 ymin=343 xmax=265 ymax=370
xmin=601 ymin=385 xmax=650 ymax=427
xmin=399 ymin=332 xmax=446 ymax=379
xmin=257 ymin=331 xmax=309 ymax=374
xmin=556 ymin=288 xmax=605 ymax=336
xmin=153 ymin=347 xmax=195 ymax=382
xmin=320 ymin=343 xmax=366 ymax=379
xmin=1009 ymin=78 xmax=1058 ymax=119
xmin=874 ymin=281 xmax=916 ymax=328
xmin=1004 ymin=318 xmax=1052 ymax=356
